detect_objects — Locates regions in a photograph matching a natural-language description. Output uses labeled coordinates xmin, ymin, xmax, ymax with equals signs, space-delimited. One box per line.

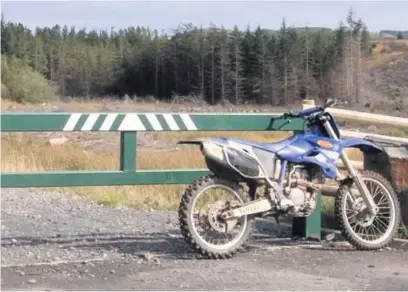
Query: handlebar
xmin=275 ymin=98 xmax=348 ymax=120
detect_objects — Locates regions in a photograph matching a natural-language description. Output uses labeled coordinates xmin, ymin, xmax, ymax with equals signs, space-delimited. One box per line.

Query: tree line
xmin=1 ymin=10 xmax=371 ymax=105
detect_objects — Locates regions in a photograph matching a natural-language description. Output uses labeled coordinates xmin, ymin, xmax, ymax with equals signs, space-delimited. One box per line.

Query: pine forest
xmin=1 ymin=11 xmax=371 ymax=106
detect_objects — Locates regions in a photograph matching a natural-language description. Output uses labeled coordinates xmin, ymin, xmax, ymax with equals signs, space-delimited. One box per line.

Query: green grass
xmin=399 ymin=225 xmax=408 ymax=239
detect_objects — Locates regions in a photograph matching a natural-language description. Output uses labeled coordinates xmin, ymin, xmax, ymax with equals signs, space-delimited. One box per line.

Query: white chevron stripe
xmin=180 ymin=113 xmax=197 ymax=130
xmin=118 ymin=114 xmax=146 ymax=131
xmin=162 ymin=114 xmax=180 ymax=131
xmin=63 ymin=113 xmax=82 ymax=131
xmin=100 ymin=113 xmax=118 ymax=131
xmin=145 ymin=113 xmax=163 ymax=131
xmin=81 ymin=113 xmax=100 ymax=131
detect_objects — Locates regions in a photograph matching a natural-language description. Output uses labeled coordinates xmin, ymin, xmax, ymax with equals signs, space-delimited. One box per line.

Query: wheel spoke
xmin=370 ymin=182 xmax=381 ymax=199
xmin=374 ymin=217 xmax=389 ymax=231
xmin=370 ymin=223 xmax=383 ymax=236
xmin=376 ymin=193 xmax=387 ymax=206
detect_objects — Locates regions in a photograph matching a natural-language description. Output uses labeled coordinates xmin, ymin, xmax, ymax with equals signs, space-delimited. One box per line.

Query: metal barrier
xmin=0 ymin=112 xmax=305 ymax=186
xmin=1 ymin=108 xmax=407 ymax=239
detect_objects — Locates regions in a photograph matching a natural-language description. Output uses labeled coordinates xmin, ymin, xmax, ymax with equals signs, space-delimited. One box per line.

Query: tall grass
xmin=1 ymin=130 xmax=363 ymax=211
xmin=1 ymin=131 xmax=292 ymax=210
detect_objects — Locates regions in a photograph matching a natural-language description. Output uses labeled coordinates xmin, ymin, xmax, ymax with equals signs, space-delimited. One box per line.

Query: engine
xmin=283 ymin=164 xmax=325 ymax=216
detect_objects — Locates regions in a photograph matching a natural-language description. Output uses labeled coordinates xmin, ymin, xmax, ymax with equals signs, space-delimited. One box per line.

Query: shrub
xmin=1 ymin=55 xmax=58 ymax=103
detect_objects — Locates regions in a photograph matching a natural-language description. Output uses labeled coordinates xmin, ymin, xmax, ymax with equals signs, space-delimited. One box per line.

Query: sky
xmin=1 ymin=1 xmax=407 ymax=34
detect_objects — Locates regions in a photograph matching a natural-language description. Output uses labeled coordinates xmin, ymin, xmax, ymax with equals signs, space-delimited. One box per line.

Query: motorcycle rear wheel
xmin=178 ymin=175 xmax=254 ymax=259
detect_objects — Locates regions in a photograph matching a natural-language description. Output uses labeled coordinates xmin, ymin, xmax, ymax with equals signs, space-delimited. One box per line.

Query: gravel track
xmin=1 ymin=188 xmax=408 ymax=291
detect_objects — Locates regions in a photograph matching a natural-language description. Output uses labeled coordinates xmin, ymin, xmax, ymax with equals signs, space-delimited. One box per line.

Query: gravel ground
xmin=1 ymin=188 xmax=408 ymax=291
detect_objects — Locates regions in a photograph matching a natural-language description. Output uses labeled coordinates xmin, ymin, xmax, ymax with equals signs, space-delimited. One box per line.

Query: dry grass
xmin=364 ymin=51 xmax=405 ymax=71
xmin=1 ymin=97 xmax=294 ymax=113
xmin=1 ymin=133 xmax=197 ymax=210
xmin=365 ymin=39 xmax=408 ymax=70
xmin=1 ymin=131 xmax=290 ymax=209
xmin=1 ymin=131 xmax=363 ymax=210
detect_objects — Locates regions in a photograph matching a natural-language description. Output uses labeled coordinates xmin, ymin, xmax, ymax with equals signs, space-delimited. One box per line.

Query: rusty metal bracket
xmin=364 ymin=136 xmax=408 ymax=225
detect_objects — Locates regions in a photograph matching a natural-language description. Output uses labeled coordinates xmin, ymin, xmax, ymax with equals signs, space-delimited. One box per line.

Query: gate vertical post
xmin=120 ymin=131 xmax=137 ymax=171
xmin=290 ymin=102 xmax=322 ymax=239
xmin=292 ymin=192 xmax=322 ymax=240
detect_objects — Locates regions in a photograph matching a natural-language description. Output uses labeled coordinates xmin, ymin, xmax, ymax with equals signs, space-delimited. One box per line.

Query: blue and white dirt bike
xmin=177 ymin=99 xmax=401 ymax=259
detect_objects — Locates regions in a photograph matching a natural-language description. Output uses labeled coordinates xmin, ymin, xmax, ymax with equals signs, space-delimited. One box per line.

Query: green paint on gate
xmin=92 ymin=114 xmax=107 ymax=131
xmin=73 ymin=115 xmax=89 ymax=131
xmin=1 ymin=113 xmax=306 ymax=132
xmin=0 ymin=111 xmax=320 ymax=240
xmin=0 ymin=114 xmax=70 ymax=132
xmin=292 ymin=194 xmax=322 ymax=239
xmin=111 ymin=114 xmax=125 ymax=131
xmin=191 ymin=115 xmax=306 ymax=131
xmin=173 ymin=115 xmax=188 ymax=131
xmin=1 ymin=170 xmax=210 ymax=188
xmin=120 ymin=132 xmax=137 ymax=171
xmin=138 ymin=115 xmax=155 ymax=131
xmin=156 ymin=114 xmax=171 ymax=131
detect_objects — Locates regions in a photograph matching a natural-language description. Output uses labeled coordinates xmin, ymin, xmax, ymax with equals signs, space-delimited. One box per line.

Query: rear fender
xmin=178 ymin=138 xmax=220 ymax=159
xmin=178 ymin=137 xmax=228 ymax=146
xmin=178 ymin=138 xmax=208 ymax=146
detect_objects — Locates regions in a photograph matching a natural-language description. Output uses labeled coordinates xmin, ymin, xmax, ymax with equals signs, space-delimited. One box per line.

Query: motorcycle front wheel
xmin=335 ymin=170 xmax=401 ymax=250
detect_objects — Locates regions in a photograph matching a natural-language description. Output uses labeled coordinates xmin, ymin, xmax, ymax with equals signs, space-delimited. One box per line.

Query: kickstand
xmin=274 ymin=214 xmax=280 ymax=224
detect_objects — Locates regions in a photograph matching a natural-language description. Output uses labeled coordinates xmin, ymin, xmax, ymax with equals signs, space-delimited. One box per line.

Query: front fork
xmin=340 ymin=151 xmax=378 ymax=216
xmin=322 ymin=120 xmax=378 ymax=216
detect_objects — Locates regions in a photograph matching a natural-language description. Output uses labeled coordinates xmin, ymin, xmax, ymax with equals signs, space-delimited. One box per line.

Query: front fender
xmin=341 ymin=138 xmax=384 ymax=154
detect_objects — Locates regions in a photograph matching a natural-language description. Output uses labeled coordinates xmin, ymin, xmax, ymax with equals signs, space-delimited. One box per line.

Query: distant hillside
xmin=263 ymin=27 xmax=333 ymax=36
xmin=289 ymin=27 xmax=333 ymax=33
xmin=361 ymin=39 xmax=408 ymax=116
xmin=380 ymin=30 xmax=408 ymax=38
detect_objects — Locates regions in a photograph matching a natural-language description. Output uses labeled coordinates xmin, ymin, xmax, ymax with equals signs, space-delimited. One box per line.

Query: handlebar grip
xmin=296 ymin=106 xmax=320 ymax=117
xmin=275 ymin=106 xmax=321 ymax=120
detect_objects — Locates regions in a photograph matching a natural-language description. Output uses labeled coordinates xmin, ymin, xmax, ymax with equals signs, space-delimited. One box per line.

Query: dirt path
xmin=2 ymin=189 xmax=408 ymax=291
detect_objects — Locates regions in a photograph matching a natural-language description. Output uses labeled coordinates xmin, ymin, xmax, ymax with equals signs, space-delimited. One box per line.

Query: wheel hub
xmin=207 ymin=200 xmax=239 ymax=232
xmin=352 ymin=197 xmax=375 ymax=227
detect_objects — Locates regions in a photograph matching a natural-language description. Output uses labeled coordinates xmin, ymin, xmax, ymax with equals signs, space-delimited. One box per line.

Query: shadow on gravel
xmin=1 ymin=221 xmax=299 ymax=260
xmin=299 ymin=244 xmax=357 ymax=252
xmin=2 ymin=231 xmax=194 ymax=259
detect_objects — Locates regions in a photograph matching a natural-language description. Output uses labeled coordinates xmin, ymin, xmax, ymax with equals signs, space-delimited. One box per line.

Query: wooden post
xmin=302 ymin=99 xmax=316 ymax=109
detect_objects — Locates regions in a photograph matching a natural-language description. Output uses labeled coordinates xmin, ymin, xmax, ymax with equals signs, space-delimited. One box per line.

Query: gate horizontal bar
xmin=1 ymin=113 xmax=306 ymax=132
xmin=1 ymin=169 xmax=210 ymax=188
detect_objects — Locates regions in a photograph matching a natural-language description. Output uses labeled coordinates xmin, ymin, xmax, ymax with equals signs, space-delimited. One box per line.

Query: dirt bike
xmin=177 ymin=99 xmax=401 ymax=259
